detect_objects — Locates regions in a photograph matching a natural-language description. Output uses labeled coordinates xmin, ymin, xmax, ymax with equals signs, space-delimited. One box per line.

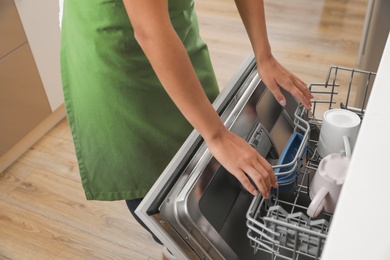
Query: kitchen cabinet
xmin=0 ymin=44 xmax=51 ymax=156
xmin=0 ymin=0 xmax=64 ymax=172
xmin=0 ymin=0 xmax=51 ymax=157
xmin=0 ymin=0 xmax=26 ymax=58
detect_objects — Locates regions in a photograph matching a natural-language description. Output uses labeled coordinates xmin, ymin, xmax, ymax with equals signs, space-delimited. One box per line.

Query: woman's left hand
xmin=257 ymin=54 xmax=313 ymax=111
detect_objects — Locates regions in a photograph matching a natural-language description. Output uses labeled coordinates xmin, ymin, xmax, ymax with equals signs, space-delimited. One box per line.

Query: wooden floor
xmin=0 ymin=0 xmax=368 ymax=259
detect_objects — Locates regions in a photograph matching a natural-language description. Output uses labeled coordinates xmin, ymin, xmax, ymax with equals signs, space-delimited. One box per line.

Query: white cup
xmin=307 ymin=153 xmax=350 ymax=218
xmin=317 ymin=109 xmax=361 ymax=158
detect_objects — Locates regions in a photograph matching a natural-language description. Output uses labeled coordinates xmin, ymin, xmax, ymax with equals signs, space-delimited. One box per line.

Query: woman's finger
xmin=257 ymin=155 xmax=278 ymax=188
xmin=244 ymin=165 xmax=272 ymax=194
xmin=233 ymin=170 xmax=258 ymax=196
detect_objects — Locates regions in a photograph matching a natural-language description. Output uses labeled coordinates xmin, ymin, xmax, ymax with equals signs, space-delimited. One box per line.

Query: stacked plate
xmin=274 ymin=132 xmax=307 ymax=192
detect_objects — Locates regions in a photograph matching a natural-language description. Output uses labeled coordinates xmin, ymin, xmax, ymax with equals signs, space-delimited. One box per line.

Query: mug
xmin=317 ymin=109 xmax=361 ymax=158
xmin=307 ymin=153 xmax=350 ymax=218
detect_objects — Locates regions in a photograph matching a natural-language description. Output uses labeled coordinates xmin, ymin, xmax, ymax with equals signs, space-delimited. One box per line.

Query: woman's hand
xmin=257 ymin=54 xmax=313 ymax=110
xmin=234 ymin=0 xmax=313 ymax=110
xmin=205 ymin=128 xmax=278 ymax=198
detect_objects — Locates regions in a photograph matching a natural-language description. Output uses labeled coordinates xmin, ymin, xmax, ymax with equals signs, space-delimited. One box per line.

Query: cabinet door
xmin=0 ymin=43 xmax=51 ymax=156
xmin=0 ymin=0 xmax=27 ymax=58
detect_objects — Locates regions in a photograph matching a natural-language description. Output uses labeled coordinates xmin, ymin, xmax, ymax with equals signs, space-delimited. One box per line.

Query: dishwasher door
xmin=136 ymin=55 xmax=300 ymax=260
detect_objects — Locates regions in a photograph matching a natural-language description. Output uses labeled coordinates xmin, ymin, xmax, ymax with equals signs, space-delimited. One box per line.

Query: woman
xmin=60 ymin=0 xmax=312 ymax=258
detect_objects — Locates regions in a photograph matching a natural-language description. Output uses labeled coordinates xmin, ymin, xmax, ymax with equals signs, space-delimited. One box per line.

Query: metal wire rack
xmin=246 ymin=66 xmax=376 ymax=260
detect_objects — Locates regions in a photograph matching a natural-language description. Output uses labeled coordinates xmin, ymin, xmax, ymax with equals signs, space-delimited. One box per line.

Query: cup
xmin=306 ymin=153 xmax=350 ymax=218
xmin=317 ymin=109 xmax=361 ymax=158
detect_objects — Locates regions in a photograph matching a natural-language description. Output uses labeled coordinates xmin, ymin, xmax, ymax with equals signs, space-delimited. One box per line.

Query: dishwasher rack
xmin=246 ymin=66 xmax=376 ymax=260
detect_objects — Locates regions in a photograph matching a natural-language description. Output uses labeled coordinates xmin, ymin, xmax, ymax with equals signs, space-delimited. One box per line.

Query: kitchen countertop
xmin=321 ymin=32 xmax=390 ymax=260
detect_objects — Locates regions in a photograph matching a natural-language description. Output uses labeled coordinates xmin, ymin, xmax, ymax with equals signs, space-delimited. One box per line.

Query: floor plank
xmin=0 ymin=200 xmax=150 ymax=260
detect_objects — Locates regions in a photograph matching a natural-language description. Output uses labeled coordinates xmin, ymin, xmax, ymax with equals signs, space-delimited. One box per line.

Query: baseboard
xmin=0 ymin=104 xmax=66 ymax=173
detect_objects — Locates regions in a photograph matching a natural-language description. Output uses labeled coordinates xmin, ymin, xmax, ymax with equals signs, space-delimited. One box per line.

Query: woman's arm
xmin=122 ymin=0 xmax=277 ymax=198
xmin=235 ymin=0 xmax=313 ymax=110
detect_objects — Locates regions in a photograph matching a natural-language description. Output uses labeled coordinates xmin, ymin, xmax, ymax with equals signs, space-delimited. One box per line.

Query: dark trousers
xmin=125 ymin=198 xmax=162 ymax=245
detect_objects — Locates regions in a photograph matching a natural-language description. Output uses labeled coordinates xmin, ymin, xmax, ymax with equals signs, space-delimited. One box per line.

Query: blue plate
xmin=274 ymin=132 xmax=307 ymax=192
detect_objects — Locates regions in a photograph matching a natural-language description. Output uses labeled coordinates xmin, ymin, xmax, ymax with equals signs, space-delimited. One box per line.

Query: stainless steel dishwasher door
xmin=136 ymin=55 xmax=300 ymax=260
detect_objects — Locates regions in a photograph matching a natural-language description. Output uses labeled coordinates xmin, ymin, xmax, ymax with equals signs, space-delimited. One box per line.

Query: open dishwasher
xmin=136 ymin=55 xmax=376 ymax=260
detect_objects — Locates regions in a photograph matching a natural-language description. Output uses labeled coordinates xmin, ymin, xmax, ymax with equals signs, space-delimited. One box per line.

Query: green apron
xmin=60 ymin=0 xmax=219 ymax=200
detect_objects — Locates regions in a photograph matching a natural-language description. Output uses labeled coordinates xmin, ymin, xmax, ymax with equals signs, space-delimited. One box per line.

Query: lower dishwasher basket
xmin=246 ymin=155 xmax=329 ymax=260
xmin=246 ymin=66 xmax=376 ymax=260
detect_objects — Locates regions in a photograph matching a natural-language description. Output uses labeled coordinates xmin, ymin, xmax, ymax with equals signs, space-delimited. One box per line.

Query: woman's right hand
xmin=205 ymin=128 xmax=277 ymax=198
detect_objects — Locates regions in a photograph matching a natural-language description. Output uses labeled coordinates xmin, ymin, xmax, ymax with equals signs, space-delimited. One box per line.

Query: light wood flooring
xmin=1 ymin=0 xmax=368 ymax=259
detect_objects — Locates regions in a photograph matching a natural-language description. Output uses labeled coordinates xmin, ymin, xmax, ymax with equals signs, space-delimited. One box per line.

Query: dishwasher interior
xmin=136 ymin=57 xmax=376 ymax=260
